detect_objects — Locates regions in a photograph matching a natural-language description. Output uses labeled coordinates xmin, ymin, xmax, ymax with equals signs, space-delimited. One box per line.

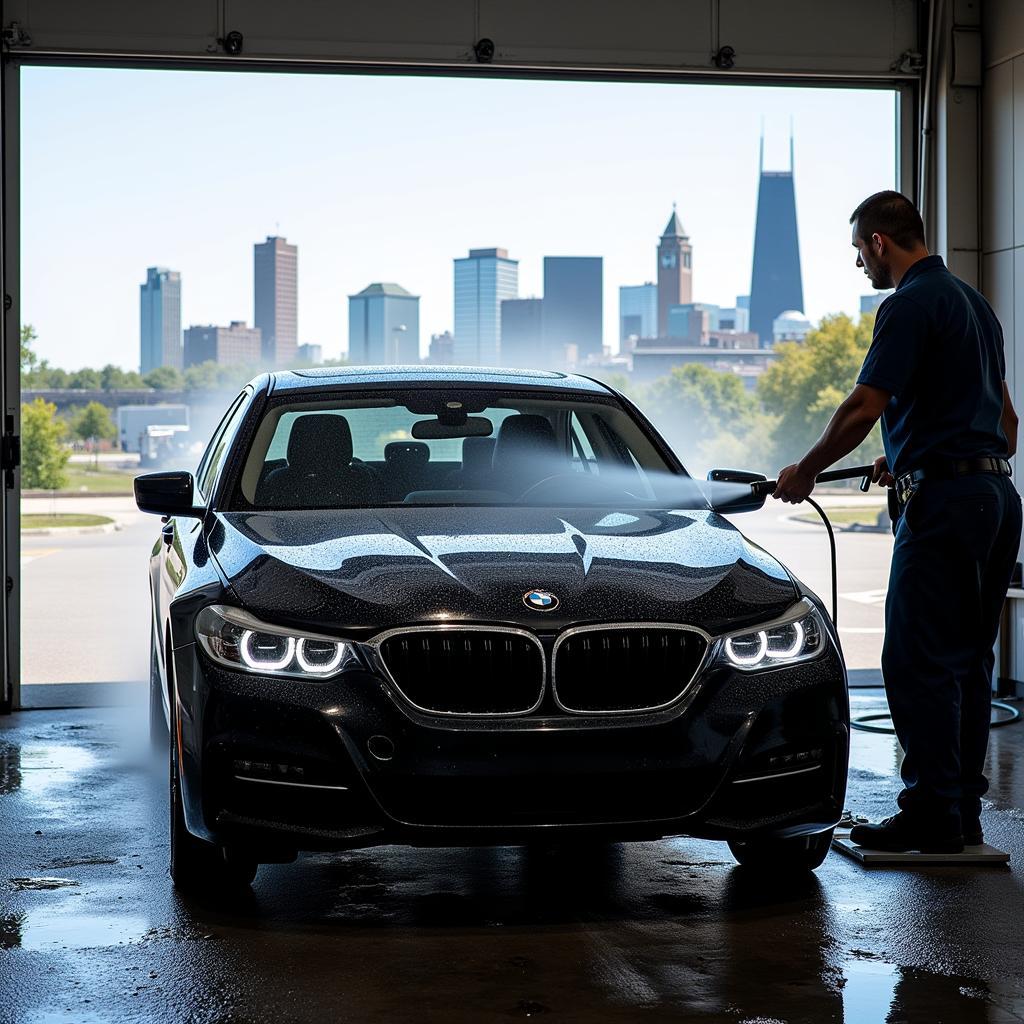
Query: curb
xmin=21 ymin=522 xmax=120 ymax=537
xmin=784 ymin=512 xmax=888 ymax=534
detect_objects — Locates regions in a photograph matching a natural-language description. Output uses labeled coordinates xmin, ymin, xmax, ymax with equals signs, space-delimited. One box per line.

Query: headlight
xmin=718 ymin=603 xmax=825 ymax=672
xmin=195 ymin=605 xmax=355 ymax=679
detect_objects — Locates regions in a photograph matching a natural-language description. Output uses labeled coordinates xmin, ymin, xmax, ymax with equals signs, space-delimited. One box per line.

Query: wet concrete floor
xmin=1 ymin=691 xmax=1023 ymax=1023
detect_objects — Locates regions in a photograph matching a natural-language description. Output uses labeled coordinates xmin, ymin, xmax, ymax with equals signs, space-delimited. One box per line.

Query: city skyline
xmin=22 ymin=68 xmax=896 ymax=369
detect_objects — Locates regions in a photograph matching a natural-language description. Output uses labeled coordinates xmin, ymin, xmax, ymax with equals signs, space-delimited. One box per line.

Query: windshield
xmin=230 ymin=389 xmax=707 ymax=510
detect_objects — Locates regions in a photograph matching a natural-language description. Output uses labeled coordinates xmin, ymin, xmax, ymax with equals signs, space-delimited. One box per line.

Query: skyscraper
xmin=619 ymin=283 xmax=658 ymax=342
xmin=254 ymin=236 xmax=298 ymax=366
xmin=453 ymin=248 xmax=518 ymax=365
xmin=348 ymin=283 xmax=420 ymax=364
xmin=748 ymin=137 xmax=804 ymax=347
xmin=139 ymin=267 xmax=182 ymax=373
xmin=657 ymin=208 xmax=693 ymax=337
xmin=543 ymin=256 xmax=603 ymax=364
xmin=500 ymin=298 xmax=545 ymax=368
xmin=184 ymin=322 xmax=262 ymax=368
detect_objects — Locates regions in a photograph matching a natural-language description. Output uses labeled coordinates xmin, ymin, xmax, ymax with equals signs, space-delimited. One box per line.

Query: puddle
xmin=0 ymin=740 xmax=22 ymax=793
xmin=841 ymin=957 xmax=900 ymax=1021
xmin=16 ymin=743 xmax=98 ymax=798
xmin=19 ymin=911 xmax=149 ymax=951
xmin=9 ymin=877 xmax=80 ymax=891
xmin=840 ymin=956 xmax=993 ymax=1022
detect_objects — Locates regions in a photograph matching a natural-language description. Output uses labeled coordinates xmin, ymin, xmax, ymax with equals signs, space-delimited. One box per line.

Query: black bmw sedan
xmin=136 ymin=366 xmax=849 ymax=891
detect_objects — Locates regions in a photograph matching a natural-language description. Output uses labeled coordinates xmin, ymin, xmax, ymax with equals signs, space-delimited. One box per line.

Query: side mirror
xmin=705 ymin=468 xmax=768 ymax=514
xmin=134 ymin=471 xmax=202 ymax=517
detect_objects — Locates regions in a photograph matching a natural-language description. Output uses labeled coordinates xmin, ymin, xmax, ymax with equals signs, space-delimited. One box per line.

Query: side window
xmin=196 ymin=392 xmax=250 ymax=503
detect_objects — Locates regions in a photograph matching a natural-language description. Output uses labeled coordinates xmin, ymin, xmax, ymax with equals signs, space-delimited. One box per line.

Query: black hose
xmin=851 ymin=701 xmax=1022 ymax=734
xmin=804 ymin=495 xmax=838 ymax=626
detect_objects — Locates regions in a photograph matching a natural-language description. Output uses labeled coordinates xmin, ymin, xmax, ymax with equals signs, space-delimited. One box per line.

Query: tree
xmin=757 ymin=312 xmax=882 ymax=468
xmin=71 ymin=401 xmax=118 ymax=466
xmin=638 ymin=363 xmax=779 ymax=477
xmin=100 ymin=364 xmax=145 ymax=390
xmin=20 ymin=324 xmax=39 ymax=374
xmin=144 ymin=365 xmax=185 ymax=390
xmin=68 ymin=367 xmax=102 ymax=390
xmin=21 ymin=397 xmax=69 ymax=490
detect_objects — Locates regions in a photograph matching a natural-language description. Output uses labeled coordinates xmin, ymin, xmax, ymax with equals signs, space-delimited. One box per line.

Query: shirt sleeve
xmin=856 ymin=295 xmax=929 ymax=398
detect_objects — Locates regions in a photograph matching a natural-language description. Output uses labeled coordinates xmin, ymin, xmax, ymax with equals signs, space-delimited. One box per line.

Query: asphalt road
xmin=18 ymin=494 xmax=891 ymax=687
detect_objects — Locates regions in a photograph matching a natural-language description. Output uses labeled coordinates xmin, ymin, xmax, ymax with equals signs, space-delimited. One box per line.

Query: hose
xmin=749 ymin=465 xmax=1021 ymax=733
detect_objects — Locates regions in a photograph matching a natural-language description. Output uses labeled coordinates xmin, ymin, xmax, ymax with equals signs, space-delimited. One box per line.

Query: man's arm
xmin=1002 ymin=381 xmax=1018 ymax=456
xmin=773 ymin=383 xmax=892 ymax=502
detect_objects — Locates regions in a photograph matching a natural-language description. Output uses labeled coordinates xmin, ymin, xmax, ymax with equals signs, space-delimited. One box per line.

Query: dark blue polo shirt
xmin=856 ymin=255 xmax=1008 ymax=478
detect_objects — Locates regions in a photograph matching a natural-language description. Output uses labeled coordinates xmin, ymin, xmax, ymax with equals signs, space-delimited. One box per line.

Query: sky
xmin=20 ymin=68 xmax=896 ymax=371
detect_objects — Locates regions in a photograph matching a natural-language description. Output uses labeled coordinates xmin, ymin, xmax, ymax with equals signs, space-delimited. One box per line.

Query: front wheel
xmin=169 ymin=697 xmax=257 ymax=893
xmin=727 ymin=829 xmax=834 ymax=872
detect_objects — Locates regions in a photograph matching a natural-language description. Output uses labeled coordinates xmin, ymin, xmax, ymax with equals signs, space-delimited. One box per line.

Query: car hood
xmin=208 ymin=505 xmax=799 ymax=638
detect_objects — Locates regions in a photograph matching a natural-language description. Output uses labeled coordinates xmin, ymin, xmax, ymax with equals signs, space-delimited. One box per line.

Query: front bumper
xmin=171 ymin=640 xmax=849 ymax=853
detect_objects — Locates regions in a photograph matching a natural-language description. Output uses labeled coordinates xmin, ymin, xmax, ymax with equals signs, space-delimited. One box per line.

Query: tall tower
xmin=254 ymin=236 xmax=298 ymax=366
xmin=139 ymin=267 xmax=182 ymax=373
xmin=749 ymin=135 xmax=804 ymax=348
xmin=656 ymin=207 xmax=693 ymax=337
xmin=453 ymin=248 xmax=519 ymax=365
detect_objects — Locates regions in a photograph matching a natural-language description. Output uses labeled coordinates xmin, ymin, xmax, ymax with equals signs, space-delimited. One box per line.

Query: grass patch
xmin=58 ymin=466 xmax=139 ymax=494
xmin=22 ymin=513 xmax=114 ymax=530
xmin=793 ymin=506 xmax=885 ymax=526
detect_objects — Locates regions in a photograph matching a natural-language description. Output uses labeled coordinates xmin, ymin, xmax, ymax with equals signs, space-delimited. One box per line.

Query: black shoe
xmin=962 ymin=821 xmax=984 ymax=846
xmin=849 ymin=813 xmax=964 ymax=853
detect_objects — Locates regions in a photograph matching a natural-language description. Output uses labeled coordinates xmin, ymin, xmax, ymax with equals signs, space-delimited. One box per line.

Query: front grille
xmin=553 ymin=626 xmax=708 ymax=713
xmin=377 ymin=628 xmax=545 ymax=715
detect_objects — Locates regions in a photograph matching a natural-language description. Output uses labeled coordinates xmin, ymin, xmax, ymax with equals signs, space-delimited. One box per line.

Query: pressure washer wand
xmin=752 ymin=465 xmax=877 ymax=626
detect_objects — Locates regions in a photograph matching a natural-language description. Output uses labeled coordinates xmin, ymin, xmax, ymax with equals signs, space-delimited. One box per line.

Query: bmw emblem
xmin=524 ymin=590 xmax=559 ymax=611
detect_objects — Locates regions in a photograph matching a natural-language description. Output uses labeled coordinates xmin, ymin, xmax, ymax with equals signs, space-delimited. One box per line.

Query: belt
xmin=895 ymin=457 xmax=1011 ymax=505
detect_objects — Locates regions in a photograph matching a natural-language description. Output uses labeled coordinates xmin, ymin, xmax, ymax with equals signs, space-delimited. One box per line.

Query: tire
xmin=168 ymin=693 xmax=258 ymax=893
xmin=727 ymin=829 xmax=834 ymax=872
xmin=149 ymin=627 xmax=169 ymax=748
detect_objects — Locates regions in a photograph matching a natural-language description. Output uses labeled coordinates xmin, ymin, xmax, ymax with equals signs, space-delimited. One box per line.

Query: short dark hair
xmin=849 ymin=190 xmax=926 ymax=250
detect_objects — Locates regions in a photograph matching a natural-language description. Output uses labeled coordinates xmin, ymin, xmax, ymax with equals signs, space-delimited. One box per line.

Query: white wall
xmin=982 ymin=1 xmax=1024 ymax=471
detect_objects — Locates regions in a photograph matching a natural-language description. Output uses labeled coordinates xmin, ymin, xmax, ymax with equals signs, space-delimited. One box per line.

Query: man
xmin=773 ymin=190 xmax=1021 ymax=853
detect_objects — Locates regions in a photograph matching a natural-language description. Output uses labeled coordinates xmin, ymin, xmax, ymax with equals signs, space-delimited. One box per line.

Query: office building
xmin=657 ymin=208 xmax=693 ymax=336
xmin=718 ymin=305 xmax=750 ymax=333
xmin=500 ymin=298 xmax=545 ymax=369
xmin=453 ymin=248 xmax=518 ymax=364
xmin=543 ymin=256 xmax=603 ymax=363
xmin=348 ymin=283 xmax=420 ymax=364
xmin=749 ymin=137 xmax=804 ymax=347
xmin=772 ymin=309 xmax=812 ymax=343
xmin=667 ymin=303 xmax=720 ymax=342
xmin=619 ymin=283 xmax=658 ymax=342
xmin=254 ymin=236 xmax=298 ymax=366
xmin=296 ymin=343 xmax=323 ymax=365
xmin=139 ymin=267 xmax=182 ymax=373
xmin=183 ymin=322 xmax=262 ymax=368
xmin=428 ymin=331 xmax=455 ymax=365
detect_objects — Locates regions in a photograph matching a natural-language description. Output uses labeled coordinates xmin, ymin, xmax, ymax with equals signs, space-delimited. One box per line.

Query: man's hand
xmin=872 ymin=455 xmax=894 ymax=488
xmin=773 ymin=463 xmax=817 ymax=503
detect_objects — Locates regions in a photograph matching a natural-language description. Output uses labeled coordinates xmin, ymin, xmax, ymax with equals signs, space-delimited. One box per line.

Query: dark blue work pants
xmin=882 ymin=473 xmax=1022 ymax=829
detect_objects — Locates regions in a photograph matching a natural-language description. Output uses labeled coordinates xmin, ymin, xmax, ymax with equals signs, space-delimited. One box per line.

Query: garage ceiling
xmin=3 ymin=0 xmax=920 ymax=80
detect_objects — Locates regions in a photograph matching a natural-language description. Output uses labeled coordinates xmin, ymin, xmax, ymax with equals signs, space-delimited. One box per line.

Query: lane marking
xmin=839 ymin=627 xmax=885 ymax=634
xmin=21 ymin=548 xmax=59 ymax=565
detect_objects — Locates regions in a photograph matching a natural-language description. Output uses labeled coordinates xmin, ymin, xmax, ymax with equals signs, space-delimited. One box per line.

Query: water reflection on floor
xmin=3 ymin=701 xmax=1024 ymax=1023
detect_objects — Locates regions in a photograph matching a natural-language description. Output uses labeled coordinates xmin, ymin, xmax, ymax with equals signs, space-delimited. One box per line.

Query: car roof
xmin=268 ymin=365 xmax=614 ymax=396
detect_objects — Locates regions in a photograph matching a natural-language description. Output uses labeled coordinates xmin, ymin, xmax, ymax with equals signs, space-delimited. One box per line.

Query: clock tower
xmin=657 ymin=206 xmax=693 ymax=337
